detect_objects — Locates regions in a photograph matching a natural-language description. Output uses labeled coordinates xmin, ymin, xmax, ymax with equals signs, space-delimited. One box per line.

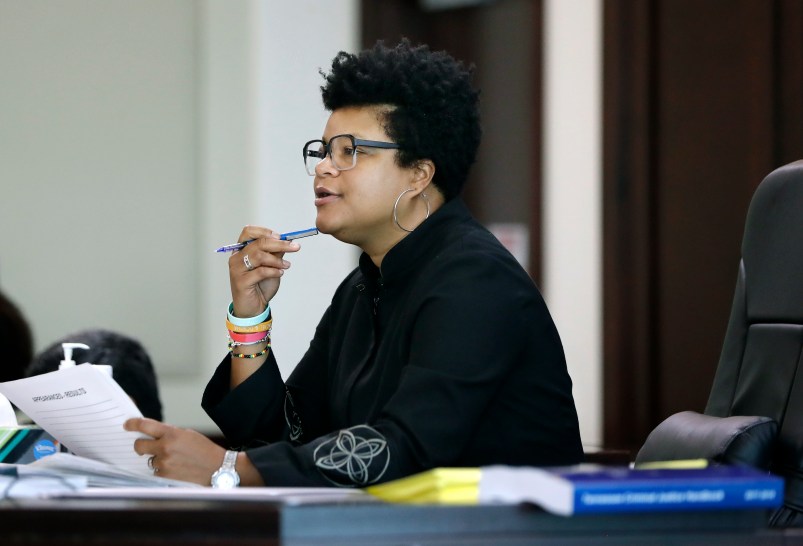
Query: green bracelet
xmin=227 ymin=302 xmax=271 ymax=327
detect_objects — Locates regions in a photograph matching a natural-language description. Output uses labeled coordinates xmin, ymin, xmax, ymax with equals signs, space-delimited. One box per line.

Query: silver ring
xmin=147 ymin=455 xmax=156 ymax=470
xmin=243 ymin=254 xmax=254 ymax=271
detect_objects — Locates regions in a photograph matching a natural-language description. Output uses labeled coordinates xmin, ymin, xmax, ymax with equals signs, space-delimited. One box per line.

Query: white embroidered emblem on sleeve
xmin=313 ymin=425 xmax=390 ymax=486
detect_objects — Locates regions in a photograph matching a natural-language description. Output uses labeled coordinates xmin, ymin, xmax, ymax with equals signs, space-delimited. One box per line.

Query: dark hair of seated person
xmin=0 ymin=290 xmax=34 ymax=383
xmin=26 ymin=328 xmax=163 ymax=421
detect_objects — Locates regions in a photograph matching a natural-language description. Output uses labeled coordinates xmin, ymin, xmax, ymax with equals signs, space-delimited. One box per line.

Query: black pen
xmin=215 ymin=227 xmax=319 ymax=253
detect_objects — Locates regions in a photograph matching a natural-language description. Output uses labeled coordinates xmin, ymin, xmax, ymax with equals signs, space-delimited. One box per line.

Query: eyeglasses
xmin=302 ymin=134 xmax=400 ymax=176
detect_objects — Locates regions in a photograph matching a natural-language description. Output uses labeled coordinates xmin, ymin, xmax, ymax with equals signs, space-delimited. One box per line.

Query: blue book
xmin=478 ymin=464 xmax=784 ymax=516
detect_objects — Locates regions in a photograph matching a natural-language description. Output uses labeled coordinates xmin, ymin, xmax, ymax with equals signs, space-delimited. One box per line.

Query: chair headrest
xmin=743 ymin=160 xmax=803 ymax=322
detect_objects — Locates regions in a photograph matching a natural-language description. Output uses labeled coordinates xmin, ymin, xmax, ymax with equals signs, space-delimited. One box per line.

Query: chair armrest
xmin=634 ymin=411 xmax=777 ymax=469
xmin=583 ymin=447 xmax=633 ymax=465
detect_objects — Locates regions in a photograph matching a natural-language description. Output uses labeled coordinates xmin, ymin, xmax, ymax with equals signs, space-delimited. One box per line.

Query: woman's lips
xmin=315 ymin=187 xmax=340 ymax=207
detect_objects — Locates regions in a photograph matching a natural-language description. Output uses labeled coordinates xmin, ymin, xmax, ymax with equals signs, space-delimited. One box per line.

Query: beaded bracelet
xmin=227 ymin=302 xmax=271 ymax=327
xmin=229 ymin=343 xmax=270 ymax=359
xmin=226 ymin=318 xmax=272 ymax=333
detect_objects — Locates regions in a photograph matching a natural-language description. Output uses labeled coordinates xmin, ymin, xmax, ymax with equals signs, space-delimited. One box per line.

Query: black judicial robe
xmin=203 ymin=198 xmax=583 ymax=487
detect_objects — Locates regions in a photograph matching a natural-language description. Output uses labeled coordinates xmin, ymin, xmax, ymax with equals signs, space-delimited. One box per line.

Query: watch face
xmin=212 ymin=469 xmax=239 ymax=489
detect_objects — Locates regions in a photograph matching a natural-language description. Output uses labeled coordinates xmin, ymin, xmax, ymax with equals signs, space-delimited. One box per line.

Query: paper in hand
xmin=0 ymin=364 xmax=152 ymax=475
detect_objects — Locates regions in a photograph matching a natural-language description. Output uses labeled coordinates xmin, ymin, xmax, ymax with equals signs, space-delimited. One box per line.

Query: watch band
xmin=211 ymin=449 xmax=240 ymax=489
xmin=222 ymin=449 xmax=237 ymax=469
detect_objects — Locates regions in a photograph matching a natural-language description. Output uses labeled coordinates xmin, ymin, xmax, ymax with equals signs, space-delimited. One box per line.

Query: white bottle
xmin=60 ymin=342 xmax=113 ymax=378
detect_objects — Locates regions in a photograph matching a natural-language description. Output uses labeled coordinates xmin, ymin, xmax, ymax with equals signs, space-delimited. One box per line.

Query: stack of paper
xmin=53 ymin=484 xmax=374 ymax=504
xmin=23 ymin=452 xmax=200 ymax=488
xmin=0 ymin=464 xmax=87 ymax=499
xmin=365 ymin=468 xmax=481 ymax=504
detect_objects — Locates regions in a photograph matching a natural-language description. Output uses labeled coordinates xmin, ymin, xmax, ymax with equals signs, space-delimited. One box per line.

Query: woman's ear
xmin=412 ymin=159 xmax=436 ymax=191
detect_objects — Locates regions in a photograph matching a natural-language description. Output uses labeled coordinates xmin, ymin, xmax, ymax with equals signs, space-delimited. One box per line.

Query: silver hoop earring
xmin=393 ymin=189 xmax=431 ymax=232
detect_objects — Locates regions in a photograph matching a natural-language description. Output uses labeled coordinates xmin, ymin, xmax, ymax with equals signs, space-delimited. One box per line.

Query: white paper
xmin=0 ymin=364 xmax=151 ymax=475
xmin=0 ymin=393 xmax=17 ymax=426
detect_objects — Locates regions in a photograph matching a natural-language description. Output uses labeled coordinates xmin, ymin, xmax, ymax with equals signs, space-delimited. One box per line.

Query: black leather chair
xmin=634 ymin=160 xmax=803 ymax=527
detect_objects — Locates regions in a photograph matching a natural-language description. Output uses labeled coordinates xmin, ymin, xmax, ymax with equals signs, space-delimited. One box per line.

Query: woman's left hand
xmin=124 ymin=417 xmax=225 ymax=486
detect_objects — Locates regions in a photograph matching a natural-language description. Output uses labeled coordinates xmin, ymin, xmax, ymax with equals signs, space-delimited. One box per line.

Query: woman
xmin=126 ymin=40 xmax=583 ymax=487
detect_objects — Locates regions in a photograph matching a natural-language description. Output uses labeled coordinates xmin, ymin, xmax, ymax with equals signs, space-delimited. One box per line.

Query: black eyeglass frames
xmin=302 ymin=134 xmax=400 ymax=176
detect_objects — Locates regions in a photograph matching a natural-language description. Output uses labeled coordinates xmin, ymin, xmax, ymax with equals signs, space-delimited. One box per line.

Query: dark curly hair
xmin=320 ymin=39 xmax=481 ymax=201
xmin=0 ymin=291 xmax=33 ymax=382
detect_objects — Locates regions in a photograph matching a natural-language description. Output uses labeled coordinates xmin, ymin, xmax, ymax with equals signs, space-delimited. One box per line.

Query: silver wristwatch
xmin=211 ymin=449 xmax=240 ymax=489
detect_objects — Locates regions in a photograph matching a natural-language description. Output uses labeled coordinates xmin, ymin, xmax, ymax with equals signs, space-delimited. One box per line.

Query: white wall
xmin=147 ymin=0 xmax=360 ymax=429
xmin=0 ymin=1 xmax=201 ymax=375
xmin=0 ymin=0 xmax=602 ymax=445
xmin=253 ymin=2 xmax=360 ymax=376
xmin=0 ymin=0 xmax=358 ymax=431
xmin=543 ymin=0 xmax=603 ymax=448
xmin=181 ymin=0 xmax=358 ymax=430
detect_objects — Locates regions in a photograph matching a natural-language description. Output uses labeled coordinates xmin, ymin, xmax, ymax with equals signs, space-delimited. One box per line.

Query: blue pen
xmin=215 ymin=227 xmax=319 ymax=253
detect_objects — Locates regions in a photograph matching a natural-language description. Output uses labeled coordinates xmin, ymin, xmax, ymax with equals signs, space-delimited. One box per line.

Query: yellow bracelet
xmin=225 ymin=318 xmax=273 ymax=333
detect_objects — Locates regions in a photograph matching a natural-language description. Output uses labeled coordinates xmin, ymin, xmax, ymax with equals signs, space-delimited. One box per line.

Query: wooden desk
xmin=1 ymin=497 xmax=797 ymax=545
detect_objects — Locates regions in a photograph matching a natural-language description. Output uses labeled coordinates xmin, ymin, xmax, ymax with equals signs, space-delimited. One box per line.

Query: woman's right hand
xmin=228 ymin=226 xmax=301 ymax=318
